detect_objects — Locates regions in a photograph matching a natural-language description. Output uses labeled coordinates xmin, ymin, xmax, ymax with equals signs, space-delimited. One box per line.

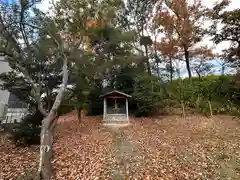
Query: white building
xmin=0 ymin=56 xmax=11 ymax=104
xmin=0 ymin=56 xmax=28 ymax=123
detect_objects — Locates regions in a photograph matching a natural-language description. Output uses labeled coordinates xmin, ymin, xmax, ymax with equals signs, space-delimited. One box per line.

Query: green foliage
xmin=0 ymin=1 xmax=67 ymax=115
xmin=87 ymin=88 xmax=103 ymax=116
xmin=166 ymin=75 xmax=240 ymax=116
xmin=3 ymin=110 xmax=43 ymax=146
xmin=133 ymin=73 xmax=165 ymax=116
xmin=115 ymin=66 xmax=141 ymax=94
xmin=208 ymin=1 xmax=240 ymax=68
xmin=58 ymin=104 xmax=75 ymax=116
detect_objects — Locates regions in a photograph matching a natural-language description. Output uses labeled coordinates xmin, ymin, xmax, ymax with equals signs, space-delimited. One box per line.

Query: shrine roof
xmin=100 ymin=90 xmax=132 ymax=98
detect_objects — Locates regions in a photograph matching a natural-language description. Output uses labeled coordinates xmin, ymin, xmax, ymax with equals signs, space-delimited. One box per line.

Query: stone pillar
xmin=126 ymin=98 xmax=129 ymax=121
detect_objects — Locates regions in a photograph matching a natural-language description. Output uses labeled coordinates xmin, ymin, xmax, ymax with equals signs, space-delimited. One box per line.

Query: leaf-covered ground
xmin=53 ymin=114 xmax=112 ymax=179
xmin=107 ymin=115 xmax=240 ymax=179
xmin=0 ymin=128 xmax=38 ymax=180
xmin=1 ymin=113 xmax=240 ymax=179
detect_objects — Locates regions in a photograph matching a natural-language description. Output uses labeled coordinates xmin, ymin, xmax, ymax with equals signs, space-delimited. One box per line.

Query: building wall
xmin=0 ymin=57 xmax=27 ymax=123
xmin=0 ymin=57 xmax=11 ymax=105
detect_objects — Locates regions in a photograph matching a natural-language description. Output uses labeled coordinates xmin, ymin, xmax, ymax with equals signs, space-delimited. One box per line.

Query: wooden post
xmin=126 ymin=98 xmax=129 ymax=121
xmin=103 ymin=98 xmax=107 ymax=121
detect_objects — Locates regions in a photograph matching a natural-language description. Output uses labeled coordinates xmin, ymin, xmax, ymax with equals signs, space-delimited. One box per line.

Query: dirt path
xmin=105 ymin=127 xmax=139 ymax=179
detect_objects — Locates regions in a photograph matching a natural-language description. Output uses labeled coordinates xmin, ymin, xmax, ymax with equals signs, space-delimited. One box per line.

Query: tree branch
xmin=45 ymin=54 xmax=68 ymax=129
xmin=0 ymin=14 xmax=48 ymax=116
xmin=19 ymin=5 xmax=31 ymax=50
xmin=0 ymin=16 xmax=22 ymax=54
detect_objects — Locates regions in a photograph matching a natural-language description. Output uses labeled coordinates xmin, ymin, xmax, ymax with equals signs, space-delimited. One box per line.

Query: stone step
xmin=103 ymin=121 xmax=130 ymax=127
xmin=103 ymin=120 xmax=129 ymax=124
xmin=103 ymin=120 xmax=130 ymax=126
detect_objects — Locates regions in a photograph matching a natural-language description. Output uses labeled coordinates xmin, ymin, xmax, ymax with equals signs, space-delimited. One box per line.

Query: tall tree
xmin=0 ymin=35 xmax=63 ymax=111
xmin=154 ymin=0 xmax=206 ymax=78
xmin=117 ymin=0 xmax=159 ymax=74
xmin=208 ymin=0 xmax=240 ymax=70
xmin=55 ymin=0 xmax=138 ymax=89
xmin=0 ymin=1 xmax=69 ymax=178
xmin=190 ymin=46 xmax=214 ymax=78
xmin=214 ymin=52 xmax=231 ymax=75
xmin=154 ymin=36 xmax=179 ymax=81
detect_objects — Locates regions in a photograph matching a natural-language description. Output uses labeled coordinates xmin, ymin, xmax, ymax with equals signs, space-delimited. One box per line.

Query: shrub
xmin=133 ymin=73 xmax=166 ymax=116
xmin=87 ymin=88 xmax=103 ymax=116
xmin=165 ymin=75 xmax=240 ymax=116
xmin=58 ymin=104 xmax=75 ymax=116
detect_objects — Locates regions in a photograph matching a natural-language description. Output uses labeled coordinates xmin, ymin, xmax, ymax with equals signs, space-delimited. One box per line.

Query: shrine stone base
xmin=103 ymin=114 xmax=129 ymax=126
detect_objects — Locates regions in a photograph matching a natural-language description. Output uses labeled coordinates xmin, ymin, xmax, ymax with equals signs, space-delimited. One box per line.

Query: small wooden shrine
xmin=100 ymin=90 xmax=131 ymax=125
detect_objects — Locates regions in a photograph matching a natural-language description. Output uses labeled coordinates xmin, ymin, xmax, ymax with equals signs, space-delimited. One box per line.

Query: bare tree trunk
xmin=37 ymin=101 xmax=65 ymax=180
xmin=46 ymin=89 xmax=52 ymax=112
xmin=176 ymin=68 xmax=181 ymax=79
xmin=36 ymin=56 xmax=68 ymax=179
xmin=184 ymin=48 xmax=192 ymax=78
xmin=221 ymin=65 xmax=225 ymax=75
xmin=156 ymin=62 xmax=160 ymax=80
xmin=181 ymin=101 xmax=186 ymax=119
xmin=196 ymin=95 xmax=200 ymax=109
xmin=144 ymin=45 xmax=151 ymax=76
xmin=76 ymin=108 xmax=81 ymax=122
xmin=196 ymin=71 xmax=201 ymax=80
xmin=154 ymin=35 xmax=160 ymax=80
xmin=169 ymin=57 xmax=173 ymax=82
xmin=208 ymin=100 xmax=213 ymax=117
xmin=37 ymin=114 xmax=55 ymax=179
